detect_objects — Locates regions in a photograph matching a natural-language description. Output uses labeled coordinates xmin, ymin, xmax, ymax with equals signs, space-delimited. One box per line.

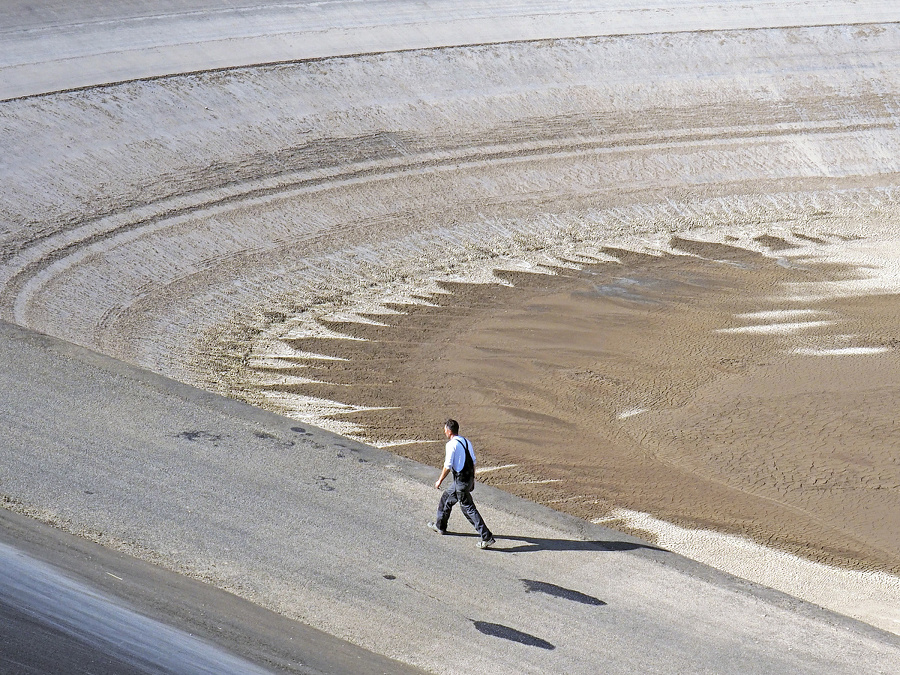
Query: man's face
xmin=443 ymin=426 xmax=452 ymax=439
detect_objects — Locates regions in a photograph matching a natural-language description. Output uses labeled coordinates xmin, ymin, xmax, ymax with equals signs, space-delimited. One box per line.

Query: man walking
xmin=428 ymin=419 xmax=496 ymax=549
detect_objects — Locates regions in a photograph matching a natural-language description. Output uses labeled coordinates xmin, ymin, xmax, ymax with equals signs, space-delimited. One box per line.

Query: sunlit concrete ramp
xmin=2 ymin=320 xmax=899 ymax=674
xmin=4 ymin=0 xmax=900 ymax=100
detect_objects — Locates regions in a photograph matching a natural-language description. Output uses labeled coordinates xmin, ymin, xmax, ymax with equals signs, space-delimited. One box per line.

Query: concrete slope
xmin=1 ymin=320 xmax=898 ymax=674
xmin=4 ymin=0 xmax=899 ymax=100
xmin=0 ymin=507 xmax=426 ymax=675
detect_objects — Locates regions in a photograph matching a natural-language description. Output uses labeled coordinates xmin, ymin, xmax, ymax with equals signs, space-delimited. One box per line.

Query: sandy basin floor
xmin=239 ymin=226 xmax=900 ymax=634
xmin=248 ymin=233 xmax=900 ymax=576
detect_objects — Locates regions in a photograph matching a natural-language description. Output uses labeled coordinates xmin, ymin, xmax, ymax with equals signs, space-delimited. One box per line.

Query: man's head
xmin=444 ymin=418 xmax=459 ymax=438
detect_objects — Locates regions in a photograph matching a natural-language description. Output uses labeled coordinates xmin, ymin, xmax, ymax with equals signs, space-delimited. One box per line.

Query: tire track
xmin=2 ymin=116 xmax=895 ymax=324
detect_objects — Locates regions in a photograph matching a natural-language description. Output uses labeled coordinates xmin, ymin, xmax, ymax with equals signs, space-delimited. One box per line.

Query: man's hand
xmin=435 ymin=467 xmax=450 ymax=490
xmin=434 ymin=480 xmax=442 ymax=490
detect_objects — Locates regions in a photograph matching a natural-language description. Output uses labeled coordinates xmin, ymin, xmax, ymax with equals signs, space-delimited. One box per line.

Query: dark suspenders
xmin=456 ymin=438 xmax=474 ymax=480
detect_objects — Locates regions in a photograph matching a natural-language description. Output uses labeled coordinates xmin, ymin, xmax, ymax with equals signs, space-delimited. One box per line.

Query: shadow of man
xmin=491 ymin=534 xmax=667 ymax=554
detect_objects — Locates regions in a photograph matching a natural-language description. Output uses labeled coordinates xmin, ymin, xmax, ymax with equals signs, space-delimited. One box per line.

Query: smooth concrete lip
xmin=3 ymin=1 xmax=900 ymax=100
xmin=0 ymin=501 xmax=428 ymax=675
xmin=0 ymin=538 xmax=275 ymax=675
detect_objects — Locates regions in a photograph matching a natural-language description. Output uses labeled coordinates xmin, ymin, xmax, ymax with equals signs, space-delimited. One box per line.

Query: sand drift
xmin=2 ymin=1 xmax=900 ymax=635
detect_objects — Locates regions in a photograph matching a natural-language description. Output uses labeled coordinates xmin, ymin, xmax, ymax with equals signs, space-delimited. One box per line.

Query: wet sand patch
xmin=251 ymin=236 xmax=900 ymax=574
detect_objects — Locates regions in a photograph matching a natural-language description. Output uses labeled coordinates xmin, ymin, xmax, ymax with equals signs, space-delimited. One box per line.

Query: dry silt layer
xmin=2 ymin=21 xmax=900 ymax=632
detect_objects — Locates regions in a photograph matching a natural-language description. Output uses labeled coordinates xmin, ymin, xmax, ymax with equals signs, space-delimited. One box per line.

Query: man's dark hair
xmin=444 ymin=419 xmax=459 ymax=435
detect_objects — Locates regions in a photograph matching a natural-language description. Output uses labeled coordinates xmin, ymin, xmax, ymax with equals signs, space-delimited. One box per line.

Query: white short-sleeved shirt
xmin=444 ymin=436 xmax=475 ymax=472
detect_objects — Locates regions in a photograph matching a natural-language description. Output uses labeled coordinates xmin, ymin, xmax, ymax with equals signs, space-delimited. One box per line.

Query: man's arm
xmin=434 ymin=467 xmax=450 ymax=490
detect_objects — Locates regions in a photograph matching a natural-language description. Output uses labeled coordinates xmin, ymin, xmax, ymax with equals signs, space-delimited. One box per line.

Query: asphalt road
xmin=1 ymin=321 xmax=899 ymax=673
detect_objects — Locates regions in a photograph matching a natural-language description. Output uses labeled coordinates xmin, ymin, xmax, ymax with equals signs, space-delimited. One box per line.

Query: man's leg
xmin=435 ymin=486 xmax=459 ymax=532
xmin=456 ymin=489 xmax=493 ymax=541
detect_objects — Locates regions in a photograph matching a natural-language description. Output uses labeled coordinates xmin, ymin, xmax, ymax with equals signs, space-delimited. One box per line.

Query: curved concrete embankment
xmin=3 ymin=14 xmax=900 ymax=389
xmin=3 ymin=0 xmax=899 ymax=100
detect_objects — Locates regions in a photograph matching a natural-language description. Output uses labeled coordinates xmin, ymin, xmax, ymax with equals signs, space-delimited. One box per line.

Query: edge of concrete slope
xmin=2 ymin=318 xmax=897 ymax=654
xmin=4 ymin=0 xmax=900 ymax=100
xmin=0 ymin=506 xmax=428 ymax=675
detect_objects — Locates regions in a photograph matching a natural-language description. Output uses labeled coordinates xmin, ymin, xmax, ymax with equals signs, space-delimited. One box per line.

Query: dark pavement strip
xmin=0 ymin=501 xmax=425 ymax=675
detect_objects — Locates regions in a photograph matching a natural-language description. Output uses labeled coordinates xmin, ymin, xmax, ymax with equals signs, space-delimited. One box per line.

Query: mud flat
xmin=2 ymin=3 xmax=900 ymax=635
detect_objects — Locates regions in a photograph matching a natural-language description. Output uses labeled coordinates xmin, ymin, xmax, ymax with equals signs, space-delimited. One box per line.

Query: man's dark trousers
xmin=435 ymin=479 xmax=493 ymax=541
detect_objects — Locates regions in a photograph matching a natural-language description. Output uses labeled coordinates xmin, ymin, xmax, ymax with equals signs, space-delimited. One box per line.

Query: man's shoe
xmin=427 ymin=521 xmax=446 ymax=535
xmin=477 ymin=538 xmax=496 ymax=549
